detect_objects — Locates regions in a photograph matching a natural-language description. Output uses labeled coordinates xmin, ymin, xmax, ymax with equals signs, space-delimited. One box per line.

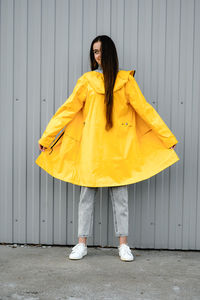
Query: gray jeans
xmin=78 ymin=185 xmax=129 ymax=237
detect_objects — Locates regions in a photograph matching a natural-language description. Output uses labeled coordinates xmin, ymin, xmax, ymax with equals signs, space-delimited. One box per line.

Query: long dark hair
xmin=90 ymin=35 xmax=119 ymax=131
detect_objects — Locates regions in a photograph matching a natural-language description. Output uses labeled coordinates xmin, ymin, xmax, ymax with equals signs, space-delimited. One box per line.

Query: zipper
xmin=49 ymin=131 xmax=64 ymax=155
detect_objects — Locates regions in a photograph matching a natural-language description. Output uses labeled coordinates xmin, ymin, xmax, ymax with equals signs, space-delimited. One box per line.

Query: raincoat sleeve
xmin=38 ymin=74 xmax=87 ymax=148
xmin=125 ymin=74 xmax=178 ymax=148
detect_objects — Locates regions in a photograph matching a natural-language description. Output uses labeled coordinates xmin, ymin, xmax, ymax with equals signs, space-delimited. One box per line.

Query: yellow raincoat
xmin=35 ymin=69 xmax=180 ymax=187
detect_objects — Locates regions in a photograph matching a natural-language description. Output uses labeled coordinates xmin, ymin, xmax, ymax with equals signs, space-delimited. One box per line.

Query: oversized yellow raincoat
xmin=35 ymin=69 xmax=180 ymax=187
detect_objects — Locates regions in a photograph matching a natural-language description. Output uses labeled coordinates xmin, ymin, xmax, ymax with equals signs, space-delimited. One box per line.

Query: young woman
xmin=36 ymin=35 xmax=179 ymax=262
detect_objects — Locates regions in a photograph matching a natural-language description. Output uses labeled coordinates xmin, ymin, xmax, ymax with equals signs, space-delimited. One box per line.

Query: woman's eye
xmin=93 ymin=50 xmax=101 ymax=55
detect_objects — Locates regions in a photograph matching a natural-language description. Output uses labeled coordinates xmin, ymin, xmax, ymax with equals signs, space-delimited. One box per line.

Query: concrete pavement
xmin=0 ymin=244 xmax=199 ymax=300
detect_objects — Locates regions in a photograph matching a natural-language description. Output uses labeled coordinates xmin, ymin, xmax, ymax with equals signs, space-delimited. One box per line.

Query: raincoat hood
xmin=84 ymin=70 xmax=135 ymax=94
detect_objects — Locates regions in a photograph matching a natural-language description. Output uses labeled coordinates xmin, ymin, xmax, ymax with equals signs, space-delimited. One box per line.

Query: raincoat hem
xmin=35 ymin=151 xmax=179 ymax=187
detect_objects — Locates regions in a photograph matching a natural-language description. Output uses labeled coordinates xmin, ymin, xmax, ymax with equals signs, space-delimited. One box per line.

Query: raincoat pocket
xmin=64 ymin=109 xmax=84 ymax=142
xmin=59 ymin=133 xmax=80 ymax=162
xmin=48 ymin=109 xmax=84 ymax=156
xmin=141 ymin=128 xmax=153 ymax=136
xmin=59 ymin=110 xmax=84 ymax=162
xmin=135 ymin=113 xmax=152 ymax=136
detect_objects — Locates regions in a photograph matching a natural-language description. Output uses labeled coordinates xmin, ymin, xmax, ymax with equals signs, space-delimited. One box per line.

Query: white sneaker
xmin=69 ymin=243 xmax=87 ymax=260
xmin=118 ymin=243 xmax=134 ymax=262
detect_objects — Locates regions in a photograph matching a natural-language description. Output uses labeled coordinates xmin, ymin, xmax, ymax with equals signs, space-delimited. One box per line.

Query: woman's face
xmin=93 ymin=41 xmax=102 ymax=67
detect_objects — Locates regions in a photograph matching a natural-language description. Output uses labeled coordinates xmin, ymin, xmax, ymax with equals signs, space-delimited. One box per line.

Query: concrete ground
xmin=0 ymin=244 xmax=199 ymax=300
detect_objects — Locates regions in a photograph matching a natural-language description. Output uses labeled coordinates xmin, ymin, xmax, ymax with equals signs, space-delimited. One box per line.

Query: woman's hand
xmin=170 ymin=144 xmax=176 ymax=150
xmin=39 ymin=143 xmax=47 ymax=152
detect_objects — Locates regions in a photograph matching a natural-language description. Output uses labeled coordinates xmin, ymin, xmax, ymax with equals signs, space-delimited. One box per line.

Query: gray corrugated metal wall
xmin=0 ymin=0 xmax=199 ymax=250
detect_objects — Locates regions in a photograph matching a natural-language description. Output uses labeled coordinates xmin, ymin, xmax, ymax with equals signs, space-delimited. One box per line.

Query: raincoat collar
xmin=84 ymin=69 xmax=135 ymax=94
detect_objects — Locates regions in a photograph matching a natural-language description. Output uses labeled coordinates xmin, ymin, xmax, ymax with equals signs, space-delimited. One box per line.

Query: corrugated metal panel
xmin=0 ymin=0 xmax=199 ymax=250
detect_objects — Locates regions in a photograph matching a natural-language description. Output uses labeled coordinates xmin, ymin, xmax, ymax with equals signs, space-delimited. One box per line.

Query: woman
xmin=36 ymin=35 xmax=179 ymax=262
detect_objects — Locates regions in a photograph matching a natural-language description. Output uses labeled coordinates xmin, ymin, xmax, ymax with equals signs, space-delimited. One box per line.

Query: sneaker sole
xmin=120 ymin=256 xmax=134 ymax=262
xmin=68 ymin=252 xmax=87 ymax=260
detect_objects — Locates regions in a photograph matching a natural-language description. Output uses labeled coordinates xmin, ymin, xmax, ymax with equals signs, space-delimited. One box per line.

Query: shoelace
xmin=119 ymin=244 xmax=132 ymax=255
xmin=72 ymin=243 xmax=86 ymax=252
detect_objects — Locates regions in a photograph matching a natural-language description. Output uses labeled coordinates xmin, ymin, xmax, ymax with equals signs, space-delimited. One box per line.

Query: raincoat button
xmin=126 ymin=122 xmax=128 ymax=125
